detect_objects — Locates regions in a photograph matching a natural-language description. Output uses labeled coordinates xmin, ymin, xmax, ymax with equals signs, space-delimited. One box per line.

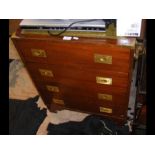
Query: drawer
xmin=64 ymin=95 xmax=128 ymax=118
xmin=26 ymin=62 xmax=129 ymax=89
xmin=37 ymin=82 xmax=128 ymax=104
xmin=28 ymin=71 xmax=129 ymax=94
xmin=97 ymin=100 xmax=128 ymax=118
xmin=13 ymin=38 xmax=132 ymax=73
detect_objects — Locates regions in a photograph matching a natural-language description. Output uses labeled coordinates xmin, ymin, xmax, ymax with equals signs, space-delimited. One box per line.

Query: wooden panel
xmin=27 ymin=66 xmax=130 ymax=95
xmin=13 ymin=38 xmax=131 ymax=73
xmin=26 ymin=62 xmax=129 ymax=89
xmin=28 ymin=72 xmax=129 ymax=95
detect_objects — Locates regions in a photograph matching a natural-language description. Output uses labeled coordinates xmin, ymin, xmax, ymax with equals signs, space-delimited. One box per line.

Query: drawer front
xmin=28 ymin=72 xmax=129 ymax=94
xmin=26 ymin=63 xmax=129 ymax=89
xmin=97 ymin=100 xmax=128 ymax=118
xmin=65 ymin=95 xmax=128 ymax=118
xmin=14 ymin=38 xmax=132 ymax=73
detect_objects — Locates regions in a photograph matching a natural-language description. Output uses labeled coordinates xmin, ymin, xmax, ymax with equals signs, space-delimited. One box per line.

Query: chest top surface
xmin=13 ymin=28 xmax=136 ymax=49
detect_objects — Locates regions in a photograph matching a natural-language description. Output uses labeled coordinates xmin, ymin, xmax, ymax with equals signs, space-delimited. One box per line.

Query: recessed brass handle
xmin=94 ymin=54 xmax=112 ymax=64
xmin=31 ymin=49 xmax=47 ymax=57
xmin=53 ymin=98 xmax=64 ymax=105
xmin=98 ymin=93 xmax=112 ymax=101
xmin=46 ymin=85 xmax=59 ymax=92
xmin=39 ymin=69 xmax=53 ymax=77
xmin=99 ymin=107 xmax=112 ymax=113
xmin=96 ymin=76 xmax=112 ymax=85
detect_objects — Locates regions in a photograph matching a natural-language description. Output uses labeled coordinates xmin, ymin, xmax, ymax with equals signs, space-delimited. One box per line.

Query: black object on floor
xmin=9 ymin=96 xmax=47 ymax=135
xmin=47 ymin=115 xmax=129 ymax=135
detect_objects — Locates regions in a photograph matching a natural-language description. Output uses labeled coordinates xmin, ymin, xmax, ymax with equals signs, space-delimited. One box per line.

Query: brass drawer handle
xmin=53 ymin=98 xmax=64 ymax=105
xmin=98 ymin=93 xmax=112 ymax=101
xmin=31 ymin=49 xmax=47 ymax=57
xmin=96 ymin=76 xmax=112 ymax=85
xmin=99 ymin=107 xmax=112 ymax=113
xmin=46 ymin=85 xmax=59 ymax=92
xmin=94 ymin=54 xmax=112 ymax=64
xmin=39 ymin=69 xmax=53 ymax=77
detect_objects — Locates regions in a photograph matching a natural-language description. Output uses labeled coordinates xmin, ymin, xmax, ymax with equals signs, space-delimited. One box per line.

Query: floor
xmin=9 ymin=38 xmax=136 ymax=134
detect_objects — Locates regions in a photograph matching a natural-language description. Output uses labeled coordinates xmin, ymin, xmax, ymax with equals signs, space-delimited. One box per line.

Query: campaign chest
xmin=12 ymin=29 xmax=135 ymax=125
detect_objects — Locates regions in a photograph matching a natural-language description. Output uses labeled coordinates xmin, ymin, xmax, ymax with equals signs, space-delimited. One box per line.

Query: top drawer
xmin=13 ymin=38 xmax=132 ymax=73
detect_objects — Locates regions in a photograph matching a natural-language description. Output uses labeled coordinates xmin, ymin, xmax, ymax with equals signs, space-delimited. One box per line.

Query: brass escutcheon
xmin=31 ymin=49 xmax=47 ymax=57
xmin=99 ymin=107 xmax=112 ymax=113
xmin=98 ymin=93 xmax=112 ymax=101
xmin=39 ymin=69 xmax=53 ymax=77
xmin=96 ymin=76 xmax=112 ymax=85
xmin=46 ymin=85 xmax=59 ymax=92
xmin=53 ymin=98 xmax=64 ymax=105
xmin=94 ymin=53 xmax=112 ymax=64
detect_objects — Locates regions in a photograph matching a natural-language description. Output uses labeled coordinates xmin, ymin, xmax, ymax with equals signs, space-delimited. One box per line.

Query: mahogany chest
xmin=12 ymin=29 xmax=135 ymax=125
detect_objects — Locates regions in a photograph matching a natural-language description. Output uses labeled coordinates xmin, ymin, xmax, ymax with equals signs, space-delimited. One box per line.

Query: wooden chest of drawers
xmin=12 ymin=29 xmax=135 ymax=125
